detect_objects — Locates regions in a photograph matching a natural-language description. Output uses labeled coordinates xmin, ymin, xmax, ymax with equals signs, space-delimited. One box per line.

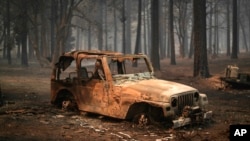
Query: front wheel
xmin=133 ymin=113 xmax=151 ymax=127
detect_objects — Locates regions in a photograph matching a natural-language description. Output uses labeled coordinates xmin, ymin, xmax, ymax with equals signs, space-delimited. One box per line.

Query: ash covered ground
xmin=0 ymin=54 xmax=250 ymax=141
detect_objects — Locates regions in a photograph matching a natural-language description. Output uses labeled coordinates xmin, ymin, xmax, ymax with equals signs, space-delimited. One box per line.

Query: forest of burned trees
xmin=0 ymin=0 xmax=249 ymax=77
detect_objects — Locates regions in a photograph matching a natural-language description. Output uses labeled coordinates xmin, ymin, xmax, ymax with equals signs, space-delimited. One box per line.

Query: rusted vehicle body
xmin=51 ymin=50 xmax=212 ymax=128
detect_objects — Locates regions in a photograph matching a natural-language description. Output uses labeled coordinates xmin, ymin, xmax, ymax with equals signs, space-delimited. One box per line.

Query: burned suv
xmin=51 ymin=50 xmax=212 ymax=128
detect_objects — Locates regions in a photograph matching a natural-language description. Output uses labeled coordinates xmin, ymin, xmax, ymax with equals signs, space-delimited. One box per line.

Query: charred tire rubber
xmin=56 ymin=93 xmax=78 ymax=111
xmin=133 ymin=113 xmax=151 ymax=127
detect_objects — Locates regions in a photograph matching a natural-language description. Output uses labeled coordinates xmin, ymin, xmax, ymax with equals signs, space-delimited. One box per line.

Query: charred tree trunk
xmin=126 ymin=0 xmax=131 ymax=54
xmin=226 ymin=0 xmax=231 ymax=56
xmin=6 ymin=0 xmax=11 ymax=65
xmin=104 ymin=0 xmax=108 ymax=50
xmin=134 ymin=0 xmax=142 ymax=55
xmin=193 ymin=0 xmax=209 ymax=78
xmin=151 ymin=0 xmax=160 ymax=70
xmin=88 ymin=3 xmax=92 ymax=50
xmin=147 ymin=0 xmax=152 ymax=57
xmin=214 ymin=3 xmax=219 ymax=55
xmin=51 ymin=0 xmax=56 ymax=59
xmin=122 ymin=0 xmax=126 ymax=54
xmin=97 ymin=0 xmax=103 ymax=50
xmin=231 ymin=0 xmax=238 ymax=59
xmin=208 ymin=4 xmax=212 ymax=55
xmin=21 ymin=1 xmax=29 ymax=67
xmin=169 ymin=0 xmax=176 ymax=65
xmin=159 ymin=0 xmax=165 ymax=59
xmin=113 ymin=0 xmax=117 ymax=51
xmin=143 ymin=0 xmax=147 ymax=54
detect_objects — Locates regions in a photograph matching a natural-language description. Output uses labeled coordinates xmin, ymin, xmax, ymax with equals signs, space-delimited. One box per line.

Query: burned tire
xmin=133 ymin=113 xmax=151 ymax=127
xmin=61 ymin=98 xmax=77 ymax=111
xmin=55 ymin=91 xmax=78 ymax=111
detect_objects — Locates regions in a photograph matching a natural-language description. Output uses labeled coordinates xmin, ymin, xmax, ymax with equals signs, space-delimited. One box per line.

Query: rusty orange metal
xmin=51 ymin=50 xmax=212 ymax=127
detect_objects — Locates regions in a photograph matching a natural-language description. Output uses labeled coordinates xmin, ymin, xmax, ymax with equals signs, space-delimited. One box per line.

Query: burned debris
xmin=221 ymin=65 xmax=250 ymax=89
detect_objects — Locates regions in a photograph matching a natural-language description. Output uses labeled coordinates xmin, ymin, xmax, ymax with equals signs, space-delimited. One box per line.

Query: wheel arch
xmin=53 ymin=89 xmax=75 ymax=107
xmin=125 ymin=102 xmax=165 ymax=122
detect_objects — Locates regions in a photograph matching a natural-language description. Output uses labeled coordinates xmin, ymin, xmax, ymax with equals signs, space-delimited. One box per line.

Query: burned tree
xmin=193 ymin=0 xmax=210 ymax=78
xmin=51 ymin=0 xmax=82 ymax=66
xmin=231 ymin=0 xmax=238 ymax=59
xmin=169 ymin=0 xmax=176 ymax=65
xmin=151 ymin=0 xmax=160 ymax=70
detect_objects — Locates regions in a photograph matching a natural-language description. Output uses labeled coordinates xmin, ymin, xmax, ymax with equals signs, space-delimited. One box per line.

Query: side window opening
xmin=80 ymin=58 xmax=95 ymax=80
xmin=109 ymin=59 xmax=125 ymax=75
xmin=56 ymin=59 xmax=76 ymax=81
xmin=80 ymin=58 xmax=105 ymax=80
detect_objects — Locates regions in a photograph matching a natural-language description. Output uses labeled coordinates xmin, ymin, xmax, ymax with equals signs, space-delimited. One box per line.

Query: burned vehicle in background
xmin=221 ymin=65 xmax=250 ymax=88
xmin=51 ymin=50 xmax=212 ymax=128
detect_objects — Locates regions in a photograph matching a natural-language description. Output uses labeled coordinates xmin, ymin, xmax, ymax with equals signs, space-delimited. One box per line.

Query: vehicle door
xmin=78 ymin=57 xmax=109 ymax=113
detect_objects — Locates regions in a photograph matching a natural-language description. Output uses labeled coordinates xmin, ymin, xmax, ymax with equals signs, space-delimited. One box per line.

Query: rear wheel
xmin=55 ymin=92 xmax=78 ymax=111
xmin=61 ymin=99 xmax=77 ymax=111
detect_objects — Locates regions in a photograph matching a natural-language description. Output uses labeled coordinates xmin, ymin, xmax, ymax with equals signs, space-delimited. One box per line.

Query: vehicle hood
xmin=120 ymin=79 xmax=197 ymax=102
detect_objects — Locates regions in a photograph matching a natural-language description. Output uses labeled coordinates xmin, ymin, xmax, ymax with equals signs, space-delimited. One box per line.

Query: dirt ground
xmin=0 ymin=53 xmax=250 ymax=141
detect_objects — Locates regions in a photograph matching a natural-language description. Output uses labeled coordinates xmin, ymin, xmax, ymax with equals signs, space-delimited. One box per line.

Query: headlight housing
xmin=194 ymin=92 xmax=199 ymax=102
xmin=171 ymin=97 xmax=177 ymax=107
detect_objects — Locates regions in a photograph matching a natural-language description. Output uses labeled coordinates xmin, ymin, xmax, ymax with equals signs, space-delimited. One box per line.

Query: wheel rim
xmin=134 ymin=113 xmax=150 ymax=127
xmin=62 ymin=100 xmax=71 ymax=110
xmin=61 ymin=96 xmax=78 ymax=111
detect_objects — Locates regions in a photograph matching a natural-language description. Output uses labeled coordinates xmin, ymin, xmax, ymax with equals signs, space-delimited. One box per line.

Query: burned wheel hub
xmin=133 ymin=113 xmax=150 ymax=127
xmin=61 ymin=98 xmax=78 ymax=111
xmin=62 ymin=100 xmax=71 ymax=110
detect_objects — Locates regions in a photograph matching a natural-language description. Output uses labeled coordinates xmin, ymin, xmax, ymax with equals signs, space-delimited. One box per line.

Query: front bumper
xmin=172 ymin=110 xmax=213 ymax=129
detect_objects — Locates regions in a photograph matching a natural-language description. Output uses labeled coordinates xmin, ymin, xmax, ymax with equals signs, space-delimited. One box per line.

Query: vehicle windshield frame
xmin=107 ymin=55 xmax=154 ymax=83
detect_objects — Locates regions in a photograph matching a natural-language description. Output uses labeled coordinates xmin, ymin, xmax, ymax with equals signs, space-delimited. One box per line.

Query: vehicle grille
xmin=177 ymin=93 xmax=194 ymax=114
